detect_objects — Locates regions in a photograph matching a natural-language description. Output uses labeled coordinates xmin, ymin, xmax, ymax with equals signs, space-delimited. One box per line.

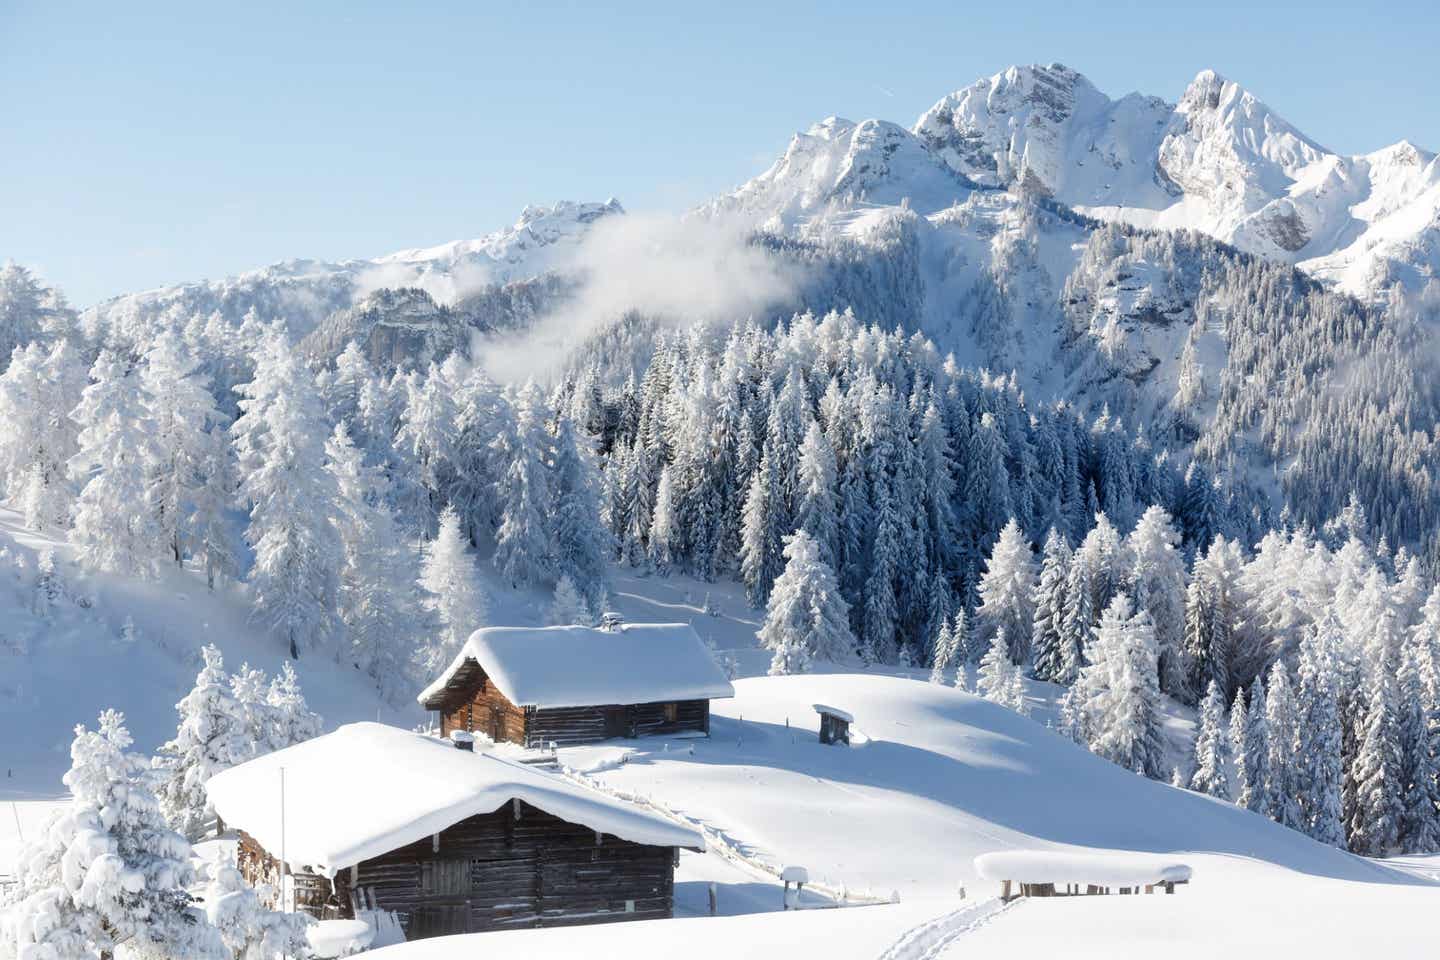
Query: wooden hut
xmin=207 ymin=723 xmax=704 ymax=941
xmin=813 ymin=704 xmax=853 ymax=745
xmin=417 ymin=620 xmax=735 ymax=747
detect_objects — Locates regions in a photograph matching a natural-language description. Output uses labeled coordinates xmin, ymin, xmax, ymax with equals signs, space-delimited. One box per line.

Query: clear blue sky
xmin=3 ymin=0 xmax=1436 ymax=306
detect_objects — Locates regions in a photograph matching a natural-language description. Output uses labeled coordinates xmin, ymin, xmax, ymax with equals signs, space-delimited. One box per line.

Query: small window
xmin=663 ymin=702 xmax=678 ymax=723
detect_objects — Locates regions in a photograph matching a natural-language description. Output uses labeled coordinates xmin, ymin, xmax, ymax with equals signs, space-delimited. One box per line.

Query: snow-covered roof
xmin=417 ymin=623 xmax=735 ymax=710
xmin=974 ymin=850 xmax=1193 ymax=886
xmin=812 ymin=703 xmax=854 ymax=723
xmin=206 ymin=723 xmax=703 ymax=878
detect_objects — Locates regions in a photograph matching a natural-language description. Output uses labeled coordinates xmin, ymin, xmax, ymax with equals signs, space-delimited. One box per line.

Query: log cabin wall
xmin=330 ymin=801 xmax=676 ymax=940
xmin=526 ymin=699 xmax=710 ymax=747
xmin=235 ymin=830 xmax=335 ymax=918
xmin=437 ymin=668 xmax=527 ymax=744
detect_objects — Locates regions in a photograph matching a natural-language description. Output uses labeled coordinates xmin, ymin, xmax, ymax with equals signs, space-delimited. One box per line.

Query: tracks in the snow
xmin=875 ymin=898 xmax=1014 ymax=960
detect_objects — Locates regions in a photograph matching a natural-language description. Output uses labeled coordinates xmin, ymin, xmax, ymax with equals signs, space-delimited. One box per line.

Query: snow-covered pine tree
xmin=1293 ymin=612 xmax=1346 ymax=846
xmin=233 ymin=347 xmax=342 ymax=660
xmin=977 ymin=628 xmax=1018 ymax=708
xmin=1347 ymin=666 xmax=1404 ymax=856
xmin=191 ymin=424 xmax=238 ymax=589
xmin=549 ymin=416 xmax=611 ymax=603
xmin=326 ymin=421 xmax=419 ymax=698
xmin=265 ymin=661 xmax=323 ymax=753
xmin=547 ymin=573 xmax=593 ymax=626
xmin=1229 ymin=684 xmax=1251 ymax=811
xmin=1264 ymin=662 xmax=1305 ymax=831
xmin=1030 ymin=528 xmax=1071 ymax=681
xmin=491 ymin=385 xmax=554 ymax=589
xmin=1189 ymin=678 xmax=1231 ymax=799
xmin=648 ymin=464 xmax=676 ymax=574
xmin=976 ymin=518 xmax=1036 ymax=663
xmin=141 ymin=337 xmax=221 ymax=568
xmin=69 ymin=350 xmax=160 ymax=577
xmin=795 ymin=420 xmax=839 ymax=566
xmin=758 ymin=530 xmax=855 ymax=676
xmin=417 ymin=505 xmax=489 ymax=677
xmin=929 ymin=611 xmax=956 ymax=685
xmin=1396 ymin=631 xmax=1440 ymax=852
xmin=156 ymin=645 xmax=250 ymax=839
xmin=200 ymin=856 xmax=310 ymax=960
xmin=1240 ymin=676 xmax=1271 ymax=817
xmin=1126 ymin=504 xmax=1189 ymax=699
xmin=9 ymin=710 xmax=226 ymax=960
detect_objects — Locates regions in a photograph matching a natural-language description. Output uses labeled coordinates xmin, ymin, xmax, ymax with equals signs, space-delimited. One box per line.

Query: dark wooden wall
xmin=331 ymin=800 xmax=676 ymax=939
xmin=436 ymin=664 xmax=712 ymax=748
xmin=527 ymin=699 xmax=710 ymax=747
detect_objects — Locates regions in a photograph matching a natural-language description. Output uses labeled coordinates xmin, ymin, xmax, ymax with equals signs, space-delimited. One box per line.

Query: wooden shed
xmin=417 ymin=620 xmax=735 ymax=747
xmin=206 ymin=723 xmax=704 ymax=941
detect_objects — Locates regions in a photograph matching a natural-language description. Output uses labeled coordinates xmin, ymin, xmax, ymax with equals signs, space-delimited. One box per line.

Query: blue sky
xmin=3 ymin=0 xmax=1436 ymax=306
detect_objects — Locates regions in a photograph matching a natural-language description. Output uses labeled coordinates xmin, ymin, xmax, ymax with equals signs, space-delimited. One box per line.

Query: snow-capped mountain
xmin=912 ymin=63 xmax=1440 ymax=296
xmin=85 ymin=199 xmax=622 ymax=338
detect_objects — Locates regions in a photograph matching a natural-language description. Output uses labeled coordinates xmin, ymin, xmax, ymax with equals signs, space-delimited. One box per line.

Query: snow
xmin=308 ymin=919 xmax=374 ymax=958
xmin=417 ymin=622 xmax=735 ymax=710
xmin=811 ymin=703 xmax=853 ymax=723
xmin=972 ymin=850 xmax=1192 ymax=886
xmin=205 ymin=722 xmax=703 ymax=878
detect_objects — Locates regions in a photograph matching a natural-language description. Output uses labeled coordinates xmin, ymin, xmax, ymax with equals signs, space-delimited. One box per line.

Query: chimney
xmin=449 ymin=730 xmax=476 ymax=752
xmin=599 ymin=612 xmax=625 ymax=632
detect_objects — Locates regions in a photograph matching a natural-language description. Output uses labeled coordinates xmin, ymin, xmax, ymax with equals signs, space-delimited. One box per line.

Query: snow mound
xmin=206 ymin=722 xmax=703 ymax=877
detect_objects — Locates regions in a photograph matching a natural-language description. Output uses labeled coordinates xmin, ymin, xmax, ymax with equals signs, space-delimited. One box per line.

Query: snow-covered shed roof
xmin=206 ymin=723 xmax=703 ymax=878
xmin=812 ymin=704 xmax=854 ymax=723
xmin=974 ymin=850 xmax=1193 ymax=886
xmin=417 ymin=623 xmax=735 ymax=711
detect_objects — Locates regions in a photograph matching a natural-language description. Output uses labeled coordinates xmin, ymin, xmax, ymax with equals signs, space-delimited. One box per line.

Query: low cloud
xmin=474 ymin=211 xmax=802 ymax=381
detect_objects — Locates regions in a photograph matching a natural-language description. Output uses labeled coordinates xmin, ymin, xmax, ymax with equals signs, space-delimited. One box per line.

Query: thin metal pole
xmin=280 ymin=767 xmax=287 ymax=914
xmin=10 ymin=801 xmax=23 ymax=843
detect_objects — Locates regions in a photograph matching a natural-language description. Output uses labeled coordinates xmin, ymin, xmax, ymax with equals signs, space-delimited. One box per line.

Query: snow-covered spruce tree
xmin=156 ymin=645 xmax=250 ymax=839
xmin=1396 ymin=632 xmax=1440 ymax=852
xmin=862 ymin=476 xmax=903 ymax=664
xmin=1228 ymin=685 xmax=1251 ymax=811
xmin=233 ymin=345 xmax=341 ymax=660
xmin=648 ymin=464 xmax=676 ymax=574
xmin=200 ymin=857 xmax=309 ymax=960
xmin=795 ymin=420 xmax=839 ymax=566
xmin=740 ymin=446 xmax=784 ymax=609
xmin=549 ymin=416 xmax=611 ymax=604
xmin=141 ymin=338 xmax=221 ymax=568
xmin=976 ymin=518 xmax=1036 ymax=664
xmin=1056 ymin=534 xmax=1097 ymax=685
xmin=758 ymin=530 xmax=855 ymax=676
xmin=1264 ymin=662 xmax=1305 ymax=831
xmin=1239 ymin=677 xmax=1271 ymax=817
xmin=191 ymin=425 xmax=239 ymax=590
xmin=1061 ymin=593 xmax=1166 ymax=779
xmin=228 ymin=663 xmax=273 ymax=764
xmin=69 ymin=350 xmax=160 ymax=578
xmin=929 ymin=615 xmax=957 ymax=685
xmin=416 ymin=505 xmax=489 ymax=677
xmin=951 ymin=608 xmax=975 ymax=681
xmin=491 ymin=383 xmax=553 ymax=589
xmin=7 ymin=710 xmax=225 ymax=960
xmin=0 ymin=339 xmax=86 ymax=531
xmin=1347 ymin=666 xmax=1403 ymax=856
xmin=1189 ymin=679 xmax=1231 ymax=799
xmin=1295 ymin=613 xmax=1346 ymax=847
xmin=326 ymin=422 xmax=418 ymax=698
xmin=265 ymin=661 xmax=323 ymax=754
xmin=547 ymin=573 xmax=593 ymax=626
xmin=977 ymin=628 xmax=1020 ymax=710
xmin=1125 ymin=505 xmax=1188 ymax=699
xmin=1029 ymin=528 xmax=1071 ymax=681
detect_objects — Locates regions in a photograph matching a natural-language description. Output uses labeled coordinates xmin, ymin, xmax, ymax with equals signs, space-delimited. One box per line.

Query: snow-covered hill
xmin=83 ymin=200 xmax=622 ymax=340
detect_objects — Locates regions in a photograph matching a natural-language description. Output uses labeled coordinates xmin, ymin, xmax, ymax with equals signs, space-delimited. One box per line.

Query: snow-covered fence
xmin=974 ymin=850 xmax=1193 ymax=900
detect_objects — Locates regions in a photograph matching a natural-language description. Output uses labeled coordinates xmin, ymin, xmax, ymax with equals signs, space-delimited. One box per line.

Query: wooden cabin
xmin=417 ymin=620 xmax=735 ymax=747
xmin=207 ymin=723 xmax=704 ymax=941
